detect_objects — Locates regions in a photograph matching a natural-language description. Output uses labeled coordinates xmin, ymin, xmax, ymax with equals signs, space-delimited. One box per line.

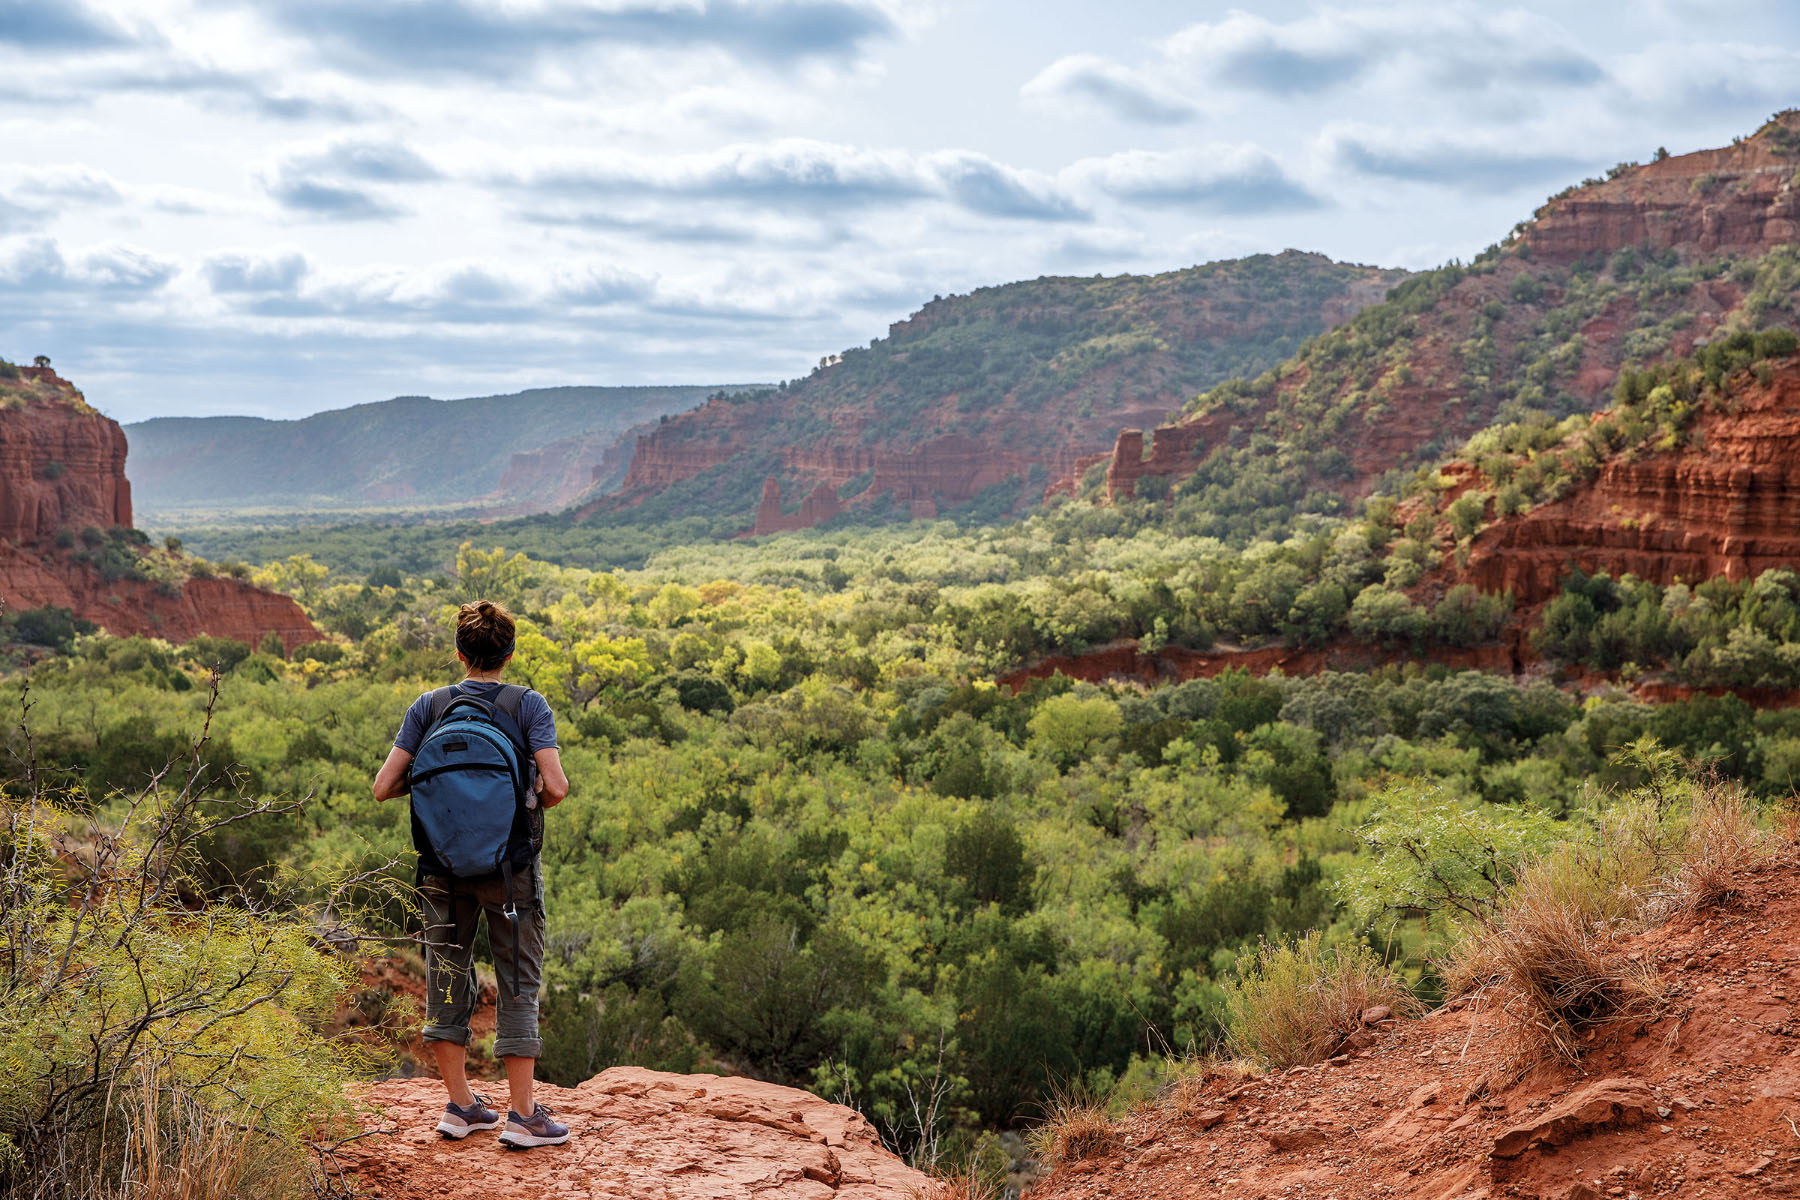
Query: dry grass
xmin=912 ymin=1165 xmax=1004 ymax=1200
xmin=1450 ymin=854 xmax=1668 ymax=1064
xmin=110 ymin=1068 xmax=302 ymax=1200
xmin=1224 ymin=931 xmax=1419 ymax=1070
xmin=1677 ymin=777 xmax=1766 ymax=909
xmin=1024 ymin=1082 xmax=1118 ymax=1168
xmin=1448 ymin=773 xmax=1768 ymax=1067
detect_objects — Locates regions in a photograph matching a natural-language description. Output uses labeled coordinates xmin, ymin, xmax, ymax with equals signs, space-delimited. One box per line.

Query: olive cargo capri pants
xmin=419 ymin=863 xmax=545 ymax=1059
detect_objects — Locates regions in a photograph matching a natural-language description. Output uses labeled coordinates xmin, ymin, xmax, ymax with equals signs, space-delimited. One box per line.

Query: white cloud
xmin=1020 ymin=54 xmax=1197 ymax=125
xmin=0 ymin=236 xmax=178 ymax=293
xmin=1161 ymin=5 xmax=1604 ymax=98
xmin=494 ymin=139 xmax=1085 ymax=221
xmin=1320 ymin=123 xmax=1598 ymax=190
xmin=1066 ymin=146 xmax=1324 ymax=214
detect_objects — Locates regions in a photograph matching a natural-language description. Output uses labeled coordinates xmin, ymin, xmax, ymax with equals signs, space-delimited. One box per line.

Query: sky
xmin=3 ymin=0 xmax=1798 ymax=422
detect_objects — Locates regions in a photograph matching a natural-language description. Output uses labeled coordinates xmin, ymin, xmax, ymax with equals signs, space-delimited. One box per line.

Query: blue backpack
xmin=408 ymin=684 xmax=543 ymax=994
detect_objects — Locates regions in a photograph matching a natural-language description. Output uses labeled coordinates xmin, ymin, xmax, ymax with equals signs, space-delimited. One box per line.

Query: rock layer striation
xmin=1088 ymin=115 xmax=1800 ymax=506
xmin=1466 ymin=356 xmax=1800 ymax=603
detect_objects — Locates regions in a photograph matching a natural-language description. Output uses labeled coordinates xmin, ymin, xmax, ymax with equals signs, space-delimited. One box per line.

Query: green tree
xmin=1027 ymin=694 xmax=1122 ymax=769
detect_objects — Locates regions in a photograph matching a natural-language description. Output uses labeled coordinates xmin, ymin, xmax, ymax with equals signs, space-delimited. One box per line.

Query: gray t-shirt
xmin=394 ymin=681 xmax=558 ymax=757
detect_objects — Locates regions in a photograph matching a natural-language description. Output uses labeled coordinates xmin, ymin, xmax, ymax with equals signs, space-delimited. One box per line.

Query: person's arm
xmin=533 ymin=747 xmax=568 ymax=808
xmin=373 ymin=747 xmax=414 ymax=801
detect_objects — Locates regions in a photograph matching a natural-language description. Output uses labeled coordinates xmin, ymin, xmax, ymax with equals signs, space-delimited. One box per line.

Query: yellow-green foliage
xmin=1223 ymin=930 xmax=1413 ymax=1069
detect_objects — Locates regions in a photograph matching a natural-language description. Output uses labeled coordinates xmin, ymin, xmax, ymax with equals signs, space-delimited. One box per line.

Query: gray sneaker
xmin=498 ymin=1102 xmax=569 ymax=1149
xmin=435 ymin=1094 xmax=502 ymax=1139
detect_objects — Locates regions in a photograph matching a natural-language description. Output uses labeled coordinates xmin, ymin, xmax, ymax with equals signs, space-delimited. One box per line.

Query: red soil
xmin=1031 ymin=852 xmax=1800 ymax=1200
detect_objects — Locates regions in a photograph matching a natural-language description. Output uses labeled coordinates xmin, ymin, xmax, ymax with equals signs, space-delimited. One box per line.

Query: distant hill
xmin=125 ymin=384 xmax=751 ymax=519
xmin=585 ymin=251 xmax=1410 ymax=533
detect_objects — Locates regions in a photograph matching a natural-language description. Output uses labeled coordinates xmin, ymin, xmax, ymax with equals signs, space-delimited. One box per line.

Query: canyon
xmin=0 ymin=367 xmax=318 ymax=650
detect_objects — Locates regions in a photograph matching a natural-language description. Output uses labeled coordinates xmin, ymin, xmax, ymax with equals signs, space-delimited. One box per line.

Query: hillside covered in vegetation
xmin=1090 ymin=111 xmax=1800 ymax=541
xmin=587 ymin=250 xmax=1405 ymax=531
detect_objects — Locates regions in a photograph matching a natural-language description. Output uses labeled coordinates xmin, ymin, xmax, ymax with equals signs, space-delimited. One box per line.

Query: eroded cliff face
xmin=1524 ymin=135 xmax=1800 ymax=265
xmin=0 ymin=370 xmax=319 ymax=651
xmin=0 ymin=375 xmax=131 ymax=541
xmin=1090 ymin=115 xmax=1800 ymax=505
xmin=1465 ymin=356 xmax=1800 ymax=604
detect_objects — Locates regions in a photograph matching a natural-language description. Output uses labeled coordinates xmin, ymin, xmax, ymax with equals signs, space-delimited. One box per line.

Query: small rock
xmin=1194 ymin=1110 xmax=1226 ymax=1130
xmin=1742 ymin=1157 xmax=1774 ymax=1177
xmin=1361 ymin=1005 xmax=1393 ymax=1025
xmin=1263 ymin=1126 xmax=1328 ymax=1152
xmin=1410 ymin=1081 xmax=1443 ymax=1108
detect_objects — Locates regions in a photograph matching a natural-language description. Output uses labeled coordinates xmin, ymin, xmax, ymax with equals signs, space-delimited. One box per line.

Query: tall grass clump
xmin=0 ymin=680 xmax=392 ymax=1200
xmin=1223 ymin=931 xmax=1416 ymax=1070
xmin=1024 ymin=1080 xmax=1117 ymax=1168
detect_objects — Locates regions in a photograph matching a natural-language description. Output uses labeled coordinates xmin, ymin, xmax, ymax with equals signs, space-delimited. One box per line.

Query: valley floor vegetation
xmin=7 ymin=503 xmax=1800 ymax=1192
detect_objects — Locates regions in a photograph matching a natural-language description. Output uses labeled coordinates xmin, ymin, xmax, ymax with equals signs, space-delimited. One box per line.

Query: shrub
xmin=1431 ymin=584 xmax=1509 ymax=647
xmin=0 ymin=684 xmax=383 ymax=1197
xmin=1348 ymin=584 xmax=1425 ymax=647
xmin=1223 ymin=931 xmax=1415 ymax=1069
xmin=6 ymin=605 xmax=95 ymax=651
xmin=293 ymin=639 xmax=345 ymax=664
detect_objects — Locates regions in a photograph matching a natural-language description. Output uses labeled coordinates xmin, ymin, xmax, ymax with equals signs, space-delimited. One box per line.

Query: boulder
xmin=334 ymin=1068 xmax=934 ymax=1200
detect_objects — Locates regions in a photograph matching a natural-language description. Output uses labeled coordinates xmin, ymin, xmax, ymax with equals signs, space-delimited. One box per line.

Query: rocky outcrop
xmin=0 ymin=371 xmax=319 ymax=651
xmin=1465 ymin=356 xmax=1800 ymax=603
xmin=1524 ymin=133 xmax=1800 ymax=265
xmin=754 ymin=476 xmax=844 ymax=535
xmin=334 ymin=1067 xmax=933 ymax=1200
xmin=1100 ymin=411 xmax=1232 ymax=501
xmin=617 ymin=398 xmax=754 ymax=494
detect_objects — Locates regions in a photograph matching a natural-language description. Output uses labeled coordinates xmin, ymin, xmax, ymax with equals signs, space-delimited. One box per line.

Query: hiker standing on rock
xmin=373 ymin=600 xmax=572 ymax=1149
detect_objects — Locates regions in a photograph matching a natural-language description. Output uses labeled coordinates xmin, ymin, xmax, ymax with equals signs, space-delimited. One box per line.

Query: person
xmin=373 ymin=600 xmax=572 ymax=1149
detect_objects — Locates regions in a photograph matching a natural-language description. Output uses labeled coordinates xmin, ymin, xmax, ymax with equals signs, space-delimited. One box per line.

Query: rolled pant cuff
xmin=421 ymin=1025 xmax=471 ymax=1046
xmin=492 ymin=1037 xmax=542 ymax=1059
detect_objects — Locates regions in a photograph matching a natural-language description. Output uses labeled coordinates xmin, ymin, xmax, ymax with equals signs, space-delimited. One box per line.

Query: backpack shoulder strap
xmin=423 ymin=684 xmax=461 ymax=730
xmin=492 ymin=684 xmax=531 ymax=754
